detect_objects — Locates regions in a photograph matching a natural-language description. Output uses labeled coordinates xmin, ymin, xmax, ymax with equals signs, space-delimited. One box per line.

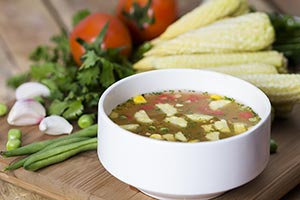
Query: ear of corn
xmin=159 ymin=0 xmax=244 ymax=40
xmin=133 ymin=56 xmax=157 ymax=71
xmin=239 ymin=74 xmax=300 ymax=103
xmin=231 ymin=0 xmax=250 ymax=16
xmin=146 ymin=13 xmax=275 ymax=56
xmin=206 ymin=63 xmax=278 ymax=75
xmin=238 ymin=74 xmax=300 ymax=117
xmin=133 ymin=51 xmax=287 ymax=73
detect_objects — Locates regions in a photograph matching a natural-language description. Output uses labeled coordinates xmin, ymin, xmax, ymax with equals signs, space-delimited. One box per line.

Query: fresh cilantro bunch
xmin=7 ymin=10 xmax=135 ymax=120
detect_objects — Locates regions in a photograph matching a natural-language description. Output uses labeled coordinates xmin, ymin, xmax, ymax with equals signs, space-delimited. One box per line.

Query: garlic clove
xmin=39 ymin=115 xmax=73 ymax=135
xmin=7 ymin=99 xmax=46 ymax=126
xmin=16 ymin=82 xmax=50 ymax=100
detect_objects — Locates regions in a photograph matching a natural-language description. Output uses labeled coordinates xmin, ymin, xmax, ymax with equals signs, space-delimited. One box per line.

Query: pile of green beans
xmin=269 ymin=13 xmax=300 ymax=67
xmin=2 ymin=124 xmax=98 ymax=171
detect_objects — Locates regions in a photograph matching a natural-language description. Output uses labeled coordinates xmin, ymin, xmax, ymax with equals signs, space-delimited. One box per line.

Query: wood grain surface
xmin=0 ymin=0 xmax=300 ymax=199
xmin=0 ymin=104 xmax=300 ymax=200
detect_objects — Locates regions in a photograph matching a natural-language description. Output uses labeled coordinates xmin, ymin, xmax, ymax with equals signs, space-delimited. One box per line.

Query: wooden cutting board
xmin=0 ymin=104 xmax=300 ymax=200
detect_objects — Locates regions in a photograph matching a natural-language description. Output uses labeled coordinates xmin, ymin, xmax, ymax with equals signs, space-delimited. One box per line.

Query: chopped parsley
xmin=6 ymin=10 xmax=135 ymax=120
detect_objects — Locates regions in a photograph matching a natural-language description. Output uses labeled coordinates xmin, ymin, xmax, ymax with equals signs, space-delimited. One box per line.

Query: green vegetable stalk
xmin=269 ymin=13 xmax=300 ymax=67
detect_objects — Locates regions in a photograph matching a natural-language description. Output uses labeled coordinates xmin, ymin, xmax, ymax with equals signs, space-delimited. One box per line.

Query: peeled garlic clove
xmin=39 ymin=115 xmax=73 ymax=135
xmin=7 ymin=99 xmax=46 ymax=126
xmin=16 ymin=82 xmax=50 ymax=100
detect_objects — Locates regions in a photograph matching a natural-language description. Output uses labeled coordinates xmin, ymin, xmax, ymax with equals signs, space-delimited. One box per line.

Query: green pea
xmin=160 ymin=127 xmax=169 ymax=133
xmin=6 ymin=139 xmax=22 ymax=151
xmin=78 ymin=114 xmax=94 ymax=129
xmin=270 ymin=139 xmax=278 ymax=154
xmin=8 ymin=129 xmax=22 ymax=140
xmin=148 ymin=126 xmax=156 ymax=131
xmin=0 ymin=103 xmax=8 ymax=116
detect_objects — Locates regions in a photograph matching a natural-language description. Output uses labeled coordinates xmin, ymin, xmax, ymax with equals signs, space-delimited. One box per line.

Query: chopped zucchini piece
xmin=233 ymin=123 xmax=247 ymax=134
xmin=120 ymin=124 xmax=140 ymax=131
xmin=186 ymin=113 xmax=213 ymax=122
xmin=209 ymin=100 xmax=231 ymax=110
xmin=134 ymin=110 xmax=153 ymax=124
xmin=164 ymin=116 xmax=188 ymax=128
xmin=155 ymin=103 xmax=177 ymax=116
xmin=162 ymin=134 xmax=176 ymax=141
xmin=214 ymin=119 xmax=231 ymax=133
xmin=205 ymin=131 xmax=220 ymax=141
xmin=201 ymin=124 xmax=215 ymax=133
xmin=175 ymin=132 xmax=188 ymax=142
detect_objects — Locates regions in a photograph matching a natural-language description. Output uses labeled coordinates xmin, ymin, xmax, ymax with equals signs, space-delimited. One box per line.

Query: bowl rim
xmin=98 ymin=68 xmax=271 ymax=146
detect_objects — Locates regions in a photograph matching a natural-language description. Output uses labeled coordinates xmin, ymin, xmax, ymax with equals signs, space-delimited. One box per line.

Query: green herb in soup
xmin=109 ymin=91 xmax=261 ymax=142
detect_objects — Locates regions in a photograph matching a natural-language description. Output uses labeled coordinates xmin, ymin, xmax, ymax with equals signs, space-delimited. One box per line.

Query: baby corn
xmin=206 ymin=63 xmax=278 ymax=75
xmin=238 ymin=74 xmax=300 ymax=117
xmin=146 ymin=13 xmax=275 ymax=56
xmin=133 ymin=51 xmax=287 ymax=73
xmin=239 ymin=74 xmax=300 ymax=103
xmin=231 ymin=0 xmax=249 ymax=16
xmin=159 ymin=0 xmax=244 ymax=40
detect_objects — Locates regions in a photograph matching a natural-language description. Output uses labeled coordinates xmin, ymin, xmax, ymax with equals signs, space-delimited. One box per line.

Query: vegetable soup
xmin=109 ymin=90 xmax=260 ymax=142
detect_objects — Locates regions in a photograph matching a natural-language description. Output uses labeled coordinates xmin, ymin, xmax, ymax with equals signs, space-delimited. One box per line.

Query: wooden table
xmin=0 ymin=0 xmax=299 ymax=199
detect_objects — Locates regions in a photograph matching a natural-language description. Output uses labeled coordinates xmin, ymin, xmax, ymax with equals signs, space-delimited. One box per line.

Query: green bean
xmin=23 ymin=138 xmax=97 ymax=169
xmin=1 ymin=124 xmax=98 ymax=157
xmin=4 ymin=137 xmax=89 ymax=171
xmin=42 ymin=137 xmax=90 ymax=151
xmin=24 ymin=141 xmax=97 ymax=171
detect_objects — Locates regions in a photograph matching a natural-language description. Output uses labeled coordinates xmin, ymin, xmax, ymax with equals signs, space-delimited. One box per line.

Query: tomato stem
xmin=122 ymin=0 xmax=155 ymax=29
xmin=75 ymin=22 xmax=109 ymax=53
xmin=75 ymin=22 xmax=123 ymax=62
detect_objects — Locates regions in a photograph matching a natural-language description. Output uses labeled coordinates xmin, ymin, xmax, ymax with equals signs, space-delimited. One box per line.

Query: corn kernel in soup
xmin=109 ymin=90 xmax=260 ymax=142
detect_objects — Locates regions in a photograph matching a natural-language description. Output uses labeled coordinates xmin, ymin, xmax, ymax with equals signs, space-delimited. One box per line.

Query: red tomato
xmin=140 ymin=105 xmax=154 ymax=110
xmin=116 ymin=0 xmax=178 ymax=43
xmin=239 ymin=111 xmax=254 ymax=119
xmin=69 ymin=13 xmax=132 ymax=66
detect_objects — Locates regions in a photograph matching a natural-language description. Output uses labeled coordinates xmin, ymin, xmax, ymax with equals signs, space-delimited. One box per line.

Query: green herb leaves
xmin=6 ymin=10 xmax=135 ymax=120
xmin=72 ymin=9 xmax=91 ymax=27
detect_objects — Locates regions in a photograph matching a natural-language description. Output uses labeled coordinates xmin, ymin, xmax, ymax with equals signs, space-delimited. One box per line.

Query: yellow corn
xmin=206 ymin=63 xmax=278 ymax=75
xmin=210 ymin=94 xmax=223 ymax=100
xmin=146 ymin=13 xmax=275 ymax=56
xmin=238 ymin=74 xmax=300 ymax=117
xmin=150 ymin=134 xmax=163 ymax=140
xmin=133 ymin=95 xmax=147 ymax=104
xmin=133 ymin=51 xmax=287 ymax=73
xmin=159 ymin=0 xmax=243 ymax=40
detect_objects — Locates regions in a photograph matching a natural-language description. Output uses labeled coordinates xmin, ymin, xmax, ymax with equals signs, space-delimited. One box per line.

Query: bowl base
xmin=138 ymin=188 xmax=225 ymax=200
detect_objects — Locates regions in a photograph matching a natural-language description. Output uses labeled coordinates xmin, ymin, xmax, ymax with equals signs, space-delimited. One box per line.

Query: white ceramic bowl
xmin=97 ymin=69 xmax=271 ymax=200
